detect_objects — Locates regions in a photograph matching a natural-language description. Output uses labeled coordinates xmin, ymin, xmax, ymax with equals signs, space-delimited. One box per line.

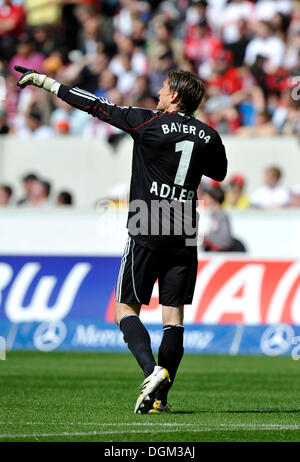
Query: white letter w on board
xmin=5 ymin=263 xmax=91 ymax=322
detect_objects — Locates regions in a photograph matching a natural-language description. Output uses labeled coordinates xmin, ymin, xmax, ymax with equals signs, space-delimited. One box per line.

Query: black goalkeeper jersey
xmin=57 ymin=84 xmax=228 ymax=252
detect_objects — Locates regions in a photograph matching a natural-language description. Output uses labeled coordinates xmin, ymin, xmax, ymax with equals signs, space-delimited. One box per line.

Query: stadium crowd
xmin=0 ymin=0 xmax=299 ymax=139
xmin=1 ymin=0 xmax=300 ymax=215
xmin=2 ymin=163 xmax=299 ymax=253
xmin=1 ymin=163 xmax=300 ymax=210
xmin=0 ymin=172 xmax=73 ymax=206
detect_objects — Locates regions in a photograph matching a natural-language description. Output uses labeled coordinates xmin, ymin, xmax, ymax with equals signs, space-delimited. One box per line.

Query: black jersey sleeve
xmin=57 ymin=84 xmax=159 ymax=139
xmin=202 ymin=131 xmax=228 ymax=182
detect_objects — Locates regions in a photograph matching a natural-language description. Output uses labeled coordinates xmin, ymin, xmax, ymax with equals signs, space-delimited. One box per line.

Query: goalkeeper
xmin=15 ymin=65 xmax=227 ymax=414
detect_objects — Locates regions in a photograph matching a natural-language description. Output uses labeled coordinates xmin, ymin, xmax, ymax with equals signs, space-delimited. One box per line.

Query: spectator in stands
xmin=204 ymin=82 xmax=241 ymax=134
xmin=79 ymin=12 xmax=102 ymax=56
xmin=223 ymin=174 xmax=250 ymax=210
xmin=208 ymin=49 xmax=243 ymax=95
xmin=254 ymin=0 xmax=292 ymax=23
xmin=131 ymin=17 xmax=147 ymax=48
xmin=2 ymin=72 xmax=19 ymax=131
xmin=113 ymin=33 xmax=148 ymax=76
xmin=82 ymin=86 xmax=126 ymax=143
xmin=184 ymin=17 xmax=223 ymax=79
xmin=62 ymin=51 xmax=109 ymax=93
xmin=113 ymin=0 xmax=150 ymax=37
xmin=17 ymin=172 xmax=39 ymax=206
xmin=95 ymin=68 xmax=117 ymax=98
xmin=9 ymin=33 xmax=45 ymax=78
xmin=203 ymin=185 xmax=234 ymax=251
xmin=0 ymin=184 xmax=13 ymax=205
xmin=30 ymin=24 xmax=58 ymax=57
xmin=23 ymin=0 xmax=62 ymax=29
xmin=18 ymin=176 xmax=52 ymax=207
xmin=154 ymin=0 xmax=181 ymax=27
xmin=128 ymin=75 xmax=152 ymax=107
xmin=0 ymin=109 xmax=10 ymax=134
xmin=54 ymin=118 xmax=70 ymax=136
xmin=272 ymin=83 xmax=300 ymax=135
xmin=185 ymin=0 xmax=208 ymax=29
xmin=250 ymin=165 xmax=290 ymax=209
xmin=76 ymin=4 xmax=114 ymax=56
xmin=225 ymin=18 xmax=251 ymax=67
xmin=237 ymin=108 xmax=279 ymax=136
xmin=271 ymin=11 xmax=290 ymax=41
xmin=108 ymin=51 xmax=137 ymax=95
xmin=285 ymin=3 xmax=300 ymax=70
xmin=0 ymin=0 xmax=24 ymax=62
xmin=244 ymin=21 xmax=285 ymax=73
xmin=148 ymin=20 xmax=183 ymax=71
xmin=74 ymin=2 xmax=99 ymax=29
xmin=288 ymin=184 xmax=300 ymax=207
xmin=50 ymin=97 xmax=90 ymax=136
xmin=0 ymin=0 xmax=298 ymax=141
xmin=41 ymin=179 xmax=51 ymax=199
xmin=16 ymin=107 xmax=54 ymax=139
xmin=219 ymin=0 xmax=254 ymax=46
xmin=149 ymin=48 xmax=176 ymax=95
xmin=248 ymin=53 xmax=269 ymax=99
xmin=57 ymin=191 xmax=73 ymax=206
xmin=43 ymin=50 xmax=65 ymax=76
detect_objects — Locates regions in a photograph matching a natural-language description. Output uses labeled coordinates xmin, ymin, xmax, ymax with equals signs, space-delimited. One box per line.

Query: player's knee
xmin=114 ymin=302 xmax=141 ymax=327
xmin=162 ymin=305 xmax=184 ymax=326
xmin=114 ymin=303 xmax=121 ymax=326
xmin=114 ymin=309 xmax=121 ymax=327
xmin=114 ymin=303 xmax=132 ymax=326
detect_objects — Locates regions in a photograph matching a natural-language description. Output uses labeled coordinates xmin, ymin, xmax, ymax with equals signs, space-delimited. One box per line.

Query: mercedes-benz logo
xmin=260 ymin=324 xmax=295 ymax=357
xmin=33 ymin=321 xmax=67 ymax=352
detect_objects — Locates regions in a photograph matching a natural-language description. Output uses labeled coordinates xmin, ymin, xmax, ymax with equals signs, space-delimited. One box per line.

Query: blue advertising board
xmin=0 ymin=255 xmax=300 ymax=358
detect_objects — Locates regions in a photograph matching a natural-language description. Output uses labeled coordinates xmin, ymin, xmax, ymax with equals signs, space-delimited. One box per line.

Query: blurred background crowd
xmin=2 ymin=162 xmax=299 ymax=253
xmin=0 ymin=0 xmax=299 ymax=140
xmin=1 ymin=163 xmax=300 ymax=209
xmin=1 ymin=0 xmax=300 ymax=220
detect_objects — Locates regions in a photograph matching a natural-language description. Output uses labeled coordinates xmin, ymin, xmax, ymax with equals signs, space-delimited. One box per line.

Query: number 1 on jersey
xmin=174 ymin=140 xmax=194 ymax=186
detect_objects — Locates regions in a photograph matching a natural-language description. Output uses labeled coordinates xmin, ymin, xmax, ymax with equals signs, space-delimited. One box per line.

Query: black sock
xmin=119 ymin=314 xmax=156 ymax=378
xmin=156 ymin=325 xmax=184 ymax=405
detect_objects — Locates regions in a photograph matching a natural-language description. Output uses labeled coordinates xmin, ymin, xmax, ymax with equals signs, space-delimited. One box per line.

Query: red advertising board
xmin=105 ymin=258 xmax=300 ymax=325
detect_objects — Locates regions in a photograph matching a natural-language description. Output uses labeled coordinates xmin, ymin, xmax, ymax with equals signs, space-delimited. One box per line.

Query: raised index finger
xmin=14 ymin=65 xmax=31 ymax=74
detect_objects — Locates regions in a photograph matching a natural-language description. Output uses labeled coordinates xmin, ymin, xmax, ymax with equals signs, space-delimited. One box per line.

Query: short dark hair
xmin=22 ymin=173 xmax=38 ymax=182
xmin=58 ymin=191 xmax=73 ymax=205
xmin=266 ymin=166 xmax=282 ymax=179
xmin=167 ymin=69 xmax=205 ymax=116
xmin=0 ymin=184 xmax=12 ymax=198
xmin=206 ymin=186 xmax=225 ymax=204
xmin=42 ymin=181 xmax=51 ymax=197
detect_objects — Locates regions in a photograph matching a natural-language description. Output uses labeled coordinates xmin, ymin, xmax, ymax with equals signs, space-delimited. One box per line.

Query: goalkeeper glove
xmin=14 ymin=65 xmax=60 ymax=94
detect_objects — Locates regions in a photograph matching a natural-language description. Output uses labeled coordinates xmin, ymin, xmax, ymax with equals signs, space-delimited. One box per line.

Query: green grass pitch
xmin=0 ymin=351 xmax=300 ymax=442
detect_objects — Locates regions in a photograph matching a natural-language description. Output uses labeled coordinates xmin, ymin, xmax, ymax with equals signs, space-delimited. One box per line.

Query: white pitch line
xmin=0 ymin=423 xmax=300 ymax=439
xmin=0 ymin=422 xmax=300 ymax=429
xmin=0 ymin=429 xmax=212 ymax=439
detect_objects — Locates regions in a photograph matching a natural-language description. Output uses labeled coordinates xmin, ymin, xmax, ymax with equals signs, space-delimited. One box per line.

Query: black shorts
xmin=115 ymin=236 xmax=198 ymax=306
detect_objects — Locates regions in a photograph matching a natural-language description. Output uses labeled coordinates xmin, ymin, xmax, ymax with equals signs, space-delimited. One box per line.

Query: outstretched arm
xmin=202 ymin=131 xmax=228 ymax=182
xmin=15 ymin=65 xmax=160 ymax=138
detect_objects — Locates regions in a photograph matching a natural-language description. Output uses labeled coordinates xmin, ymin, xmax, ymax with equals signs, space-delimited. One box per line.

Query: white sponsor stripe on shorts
xmin=131 ymin=240 xmax=141 ymax=304
xmin=116 ymin=237 xmax=131 ymax=302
